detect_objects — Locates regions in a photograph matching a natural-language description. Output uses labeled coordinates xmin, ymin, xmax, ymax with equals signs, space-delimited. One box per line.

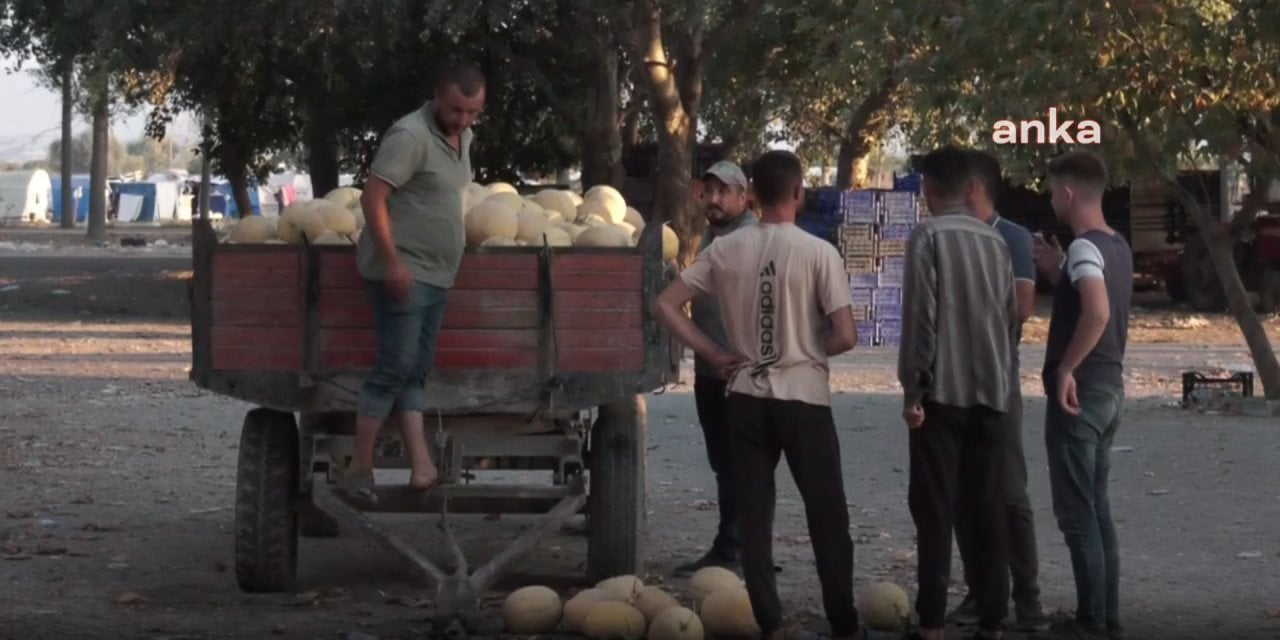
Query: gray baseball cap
xmin=702 ymin=160 xmax=748 ymax=190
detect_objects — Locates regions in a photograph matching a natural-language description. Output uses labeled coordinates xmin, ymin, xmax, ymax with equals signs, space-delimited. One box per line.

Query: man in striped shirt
xmin=898 ymin=145 xmax=1020 ymax=640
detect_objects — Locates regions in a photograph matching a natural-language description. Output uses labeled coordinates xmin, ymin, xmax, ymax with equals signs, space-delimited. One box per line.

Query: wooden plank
xmin=550 ymin=253 xmax=642 ymax=274
xmin=317 ymin=251 xmax=540 ymax=290
xmin=212 ymin=290 xmax=301 ymax=326
xmin=212 ymin=252 xmax=300 ymax=290
xmin=319 ymin=328 xmax=539 ymax=352
xmin=557 ymin=348 xmax=644 ymax=372
xmin=554 ymin=328 xmax=643 ymax=349
xmin=553 ymin=290 xmax=641 ymax=312
xmin=453 ymin=270 xmax=539 ymax=289
xmin=316 ymin=290 xmax=540 ymax=328
xmin=319 ymin=348 xmax=539 ymax=371
xmin=552 ymin=271 xmax=642 ymax=290
xmin=553 ymin=308 xmax=643 ymax=330
xmin=211 ymin=325 xmax=303 ymax=370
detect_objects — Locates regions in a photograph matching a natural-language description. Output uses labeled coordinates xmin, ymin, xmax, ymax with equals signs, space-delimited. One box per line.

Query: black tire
xmin=1182 ymin=236 xmax=1228 ymax=312
xmin=586 ymin=395 xmax=647 ymax=582
xmin=1258 ymin=269 xmax=1280 ymax=314
xmin=234 ymin=408 xmax=300 ymax=593
xmin=299 ymin=503 xmax=341 ymax=538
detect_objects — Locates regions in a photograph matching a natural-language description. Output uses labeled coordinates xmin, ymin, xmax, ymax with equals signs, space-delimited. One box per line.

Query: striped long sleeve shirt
xmin=897 ymin=209 xmax=1020 ymax=413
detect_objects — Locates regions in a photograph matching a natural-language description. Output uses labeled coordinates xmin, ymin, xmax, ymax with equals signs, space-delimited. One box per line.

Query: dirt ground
xmin=2 ymin=237 xmax=1280 ymax=640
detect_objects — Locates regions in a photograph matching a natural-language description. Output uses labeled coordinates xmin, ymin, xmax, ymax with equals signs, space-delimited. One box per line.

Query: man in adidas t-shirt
xmin=652 ymin=151 xmax=870 ymax=640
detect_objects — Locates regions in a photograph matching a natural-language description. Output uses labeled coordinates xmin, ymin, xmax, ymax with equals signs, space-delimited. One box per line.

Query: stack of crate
xmin=797 ymin=189 xmax=844 ymax=245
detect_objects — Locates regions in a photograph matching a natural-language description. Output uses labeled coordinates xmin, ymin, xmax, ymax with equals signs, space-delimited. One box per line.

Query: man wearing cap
xmin=673 ymin=159 xmax=758 ymax=576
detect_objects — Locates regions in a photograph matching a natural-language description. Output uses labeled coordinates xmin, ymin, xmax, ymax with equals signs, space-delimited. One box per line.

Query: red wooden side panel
xmin=210 ymin=250 xmax=303 ymax=371
xmin=314 ymin=249 xmax=542 ymax=371
xmin=551 ymin=253 xmax=646 ymax=372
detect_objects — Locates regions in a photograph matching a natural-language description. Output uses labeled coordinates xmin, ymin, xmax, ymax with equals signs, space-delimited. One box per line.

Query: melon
xmin=568 ymin=190 xmax=584 ymax=206
xmin=465 ymin=200 xmax=519 ymax=246
xmin=228 ymin=215 xmax=278 ymax=243
xmin=633 ymin=586 xmax=680 ymax=623
xmin=533 ymin=189 xmax=578 ymax=220
xmin=538 ymin=226 xmax=573 ymax=247
xmin=555 ymin=222 xmax=589 ymax=241
xmin=563 ymin=589 xmax=625 ymax=633
xmin=624 ymin=206 xmax=645 ymax=231
xmin=516 ymin=209 xmax=551 ymax=244
xmin=277 ymin=202 xmax=327 ymax=244
xmin=596 ymin=575 xmax=644 ymax=603
xmin=487 ymin=192 xmax=527 ymax=213
xmin=480 ymin=236 xmax=517 ymax=247
xmin=699 ymin=587 xmax=758 ymax=637
xmin=323 ymin=186 xmax=362 ymax=210
xmin=263 ymin=238 xmax=287 ymax=245
xmin=581 ymin=601 xmax=647 ymax=640
xmin=649 ymin=606 xmax=704 ymax=640
xmin=519 ymin=198 xmax=547 ymax=217
xmin=576 ymin=198 xmax=615 ymax=225
xmin=502 ymin=585 xmax=562 ymax=634
xmin=311 ymin=231 xmax=350 ymax=245
xmin=856 ymin=582 xmax=910 ymax=631
xmin=613 ymin=221 xmax=637 ymax=238
xmin=486 ymin=181 xmax=518 ymax=196
xmin=575 ymin=224 xmax=633 ymax=248
xmin=687 ymin=566 xmax=744 ymax=604
xmin=310 ymin=199 xmax=358 ymax=237
xmin=661 ymin=223 xmax=679 ymax=262
xmin=584 ymin=184 xmax=627 ymax=223
xmin=464 ymin=182 xmax=490 ymax=213
xmin=581 ymin=214 xmax=610 ymax=228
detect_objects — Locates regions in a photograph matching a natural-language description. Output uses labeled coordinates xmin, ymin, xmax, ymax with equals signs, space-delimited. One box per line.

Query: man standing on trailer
xmin=339 ymin=63 xmax=487 ymax=504
xmin=898 ymin=145 xmax=1018 ymax=640
xmin=947 ymin=149 xmax=1051 ymax=633
xmin=653 ymin=151 xmax=872 ymax=640
xmin=674 ymin=160 xmax=758 ymax=576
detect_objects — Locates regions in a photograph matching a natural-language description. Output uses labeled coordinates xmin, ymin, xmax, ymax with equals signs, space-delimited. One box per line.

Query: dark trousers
xmin=909 ymin=401 xmax=1013 ymax=632
xmin=693 ymin=376 xmax=740 ymax=555
xmin=727 ymin=393 xmax=859 ymax=637
xmin=954 ymin=388 xmax=1042 ymax=610
xmin=1045 ymin=380 xmax=1124 ymax=631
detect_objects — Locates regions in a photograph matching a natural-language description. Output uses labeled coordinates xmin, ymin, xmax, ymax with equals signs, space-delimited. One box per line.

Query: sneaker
xmin=1014 ymin=601 xmax=1052 ymax=632
xmin=946 ymin=594 xmax=980 ymax=626
xmin=673 ymin=547 xmax=737 ymax=576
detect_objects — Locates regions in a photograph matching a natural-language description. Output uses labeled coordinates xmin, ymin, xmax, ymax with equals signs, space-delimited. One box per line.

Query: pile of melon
xmin=501 ymin=570 xmax=911 ymax=638
xmin=223 ymin=187 xmax=365 ymax=245
xmin=462 ymin=181 xmax=679 ymax=262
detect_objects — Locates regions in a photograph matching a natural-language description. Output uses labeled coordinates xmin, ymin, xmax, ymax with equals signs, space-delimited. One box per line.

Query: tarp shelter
xmin=267 ymin=172 xmax=313 ymax=202
xmin=51 ymin=173 xmax=93 ymax=224
xmin=0 ymin=169 xmax=53 ymax=221
xmin=115 ymin=181 xmax=182 ymax=223
xmin=208 ymin=180 xmax=262 ymax=218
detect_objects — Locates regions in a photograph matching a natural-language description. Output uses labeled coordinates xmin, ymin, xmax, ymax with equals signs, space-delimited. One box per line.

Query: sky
xmin=0 ymin=54 xmax=196 ymax=162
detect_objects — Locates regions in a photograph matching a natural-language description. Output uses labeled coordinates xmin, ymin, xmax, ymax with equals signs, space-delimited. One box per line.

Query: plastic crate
xmin=851 ymin=305 xmax=872 ymax=321
xmin=876 ymin=319 xmax=903 ymax=346
xmin=893 ymin=172 xmax=923 ymax=193
xmin=872 ymin=301 xmax=902 ymax=320
xmin=878 ymin=223 xmax=915 ymax=242
xmin=1181 ymin=371 xmax=1253 ymax=409
xmin=850 ymin=287 xmax=874 ymax=306
xmin=848 ymin=271 xmax=879 ymax=288
xmin=856 ymin=321 xmax=876 ymax=347
xmin=841 ymin=190 xmax=881 ymax=224
xmin=845 ymin=256 xmax=877 ymax=274
xmin=876 ymin=240 xmax=907 ymax=257
xmin=879 ymin=256 xmax=906 ymax=286
xmin=873 ymin=287 xmax=901 ymax=306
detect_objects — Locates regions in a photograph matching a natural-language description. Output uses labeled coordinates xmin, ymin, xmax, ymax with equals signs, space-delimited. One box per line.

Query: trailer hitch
xmin=312 ymin=476 xmax=588 ymax=639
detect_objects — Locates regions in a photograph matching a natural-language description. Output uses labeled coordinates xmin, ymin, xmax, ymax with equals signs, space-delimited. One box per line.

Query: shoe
xmin=1014 ymin=601 xmax=1052 ymax=632
xmin=673 ymin=547 xmax=737 ymax=576
xmin=1036 ymin=619 xmax=1107 ymax=640
xmin=946 ymin=593 xmax=980 ymax=626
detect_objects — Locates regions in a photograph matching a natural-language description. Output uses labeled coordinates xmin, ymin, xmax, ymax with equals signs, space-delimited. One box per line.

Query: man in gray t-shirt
xmin=673 ymin=160 xmax=757 ymax=576
xmin=338 ymin=64 xmax=486 ymax=505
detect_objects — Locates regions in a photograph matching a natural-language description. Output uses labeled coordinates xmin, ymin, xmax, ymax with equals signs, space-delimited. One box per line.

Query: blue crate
xmin=878 ymin=223 xmax=915 ymax=242
xmin=873 ymin=287 xmax=901 ymax=307
xmin=872 ymin=301 xmax=902 ymax=320
xmin=841 ymin=190 xmax=881 ymax=224
xmin=848 ymin=271 xmax=879 ymax=288
xmin=876 ymin=319 xmax=902 ymax=346
xmin=850 ymin=287 xmax=874 ymax=306
xmin=807 ymin=189 xmax=842 ymax=212
xmin=881 ymin=256 xmax=906 ymax=273
xmin=856 ymin=321 xmax=876 ymax=347
xmin=893 ymin=172 xmax=923 ymax=193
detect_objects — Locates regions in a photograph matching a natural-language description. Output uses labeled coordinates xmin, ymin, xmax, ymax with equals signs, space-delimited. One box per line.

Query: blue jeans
xmin=1044 ymin=379 xmax=1124 ymax=631
xmin=356 ymin=279 xmax=448 ymax=419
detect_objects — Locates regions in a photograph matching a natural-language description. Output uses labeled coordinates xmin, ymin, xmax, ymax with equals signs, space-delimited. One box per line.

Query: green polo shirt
xmin=356 ymin=101 xmax=473 ymax=289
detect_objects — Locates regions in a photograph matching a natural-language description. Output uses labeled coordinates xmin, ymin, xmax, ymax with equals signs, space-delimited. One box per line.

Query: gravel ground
xmin=1 ymin=251 xmax=1279 ymax=640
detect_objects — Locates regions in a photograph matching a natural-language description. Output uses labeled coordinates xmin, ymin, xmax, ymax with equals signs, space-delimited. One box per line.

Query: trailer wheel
xmin=235 ymin=408 xmax=300 ymax=593
xmin=1182 ymin=237 xmax=1227 ymax=312
xmin=586 ymin=395 xmax=647 ymax=582
xmin=1259 ymin=269 xmax=1280 ymax=314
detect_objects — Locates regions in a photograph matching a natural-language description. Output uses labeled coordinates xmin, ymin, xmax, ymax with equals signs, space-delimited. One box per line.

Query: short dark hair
xmin=967 ymin=149 xmax=1003 ymax=202
xmin=919 ymin=145 xmax=973 ymax=199
xmin=435 ymin=63 xmax=486 ymax=97
xmin=749 ymin=150 xmax=804 ymax=206
xmin=1047 ymin=150 xmax=1108 ymax=194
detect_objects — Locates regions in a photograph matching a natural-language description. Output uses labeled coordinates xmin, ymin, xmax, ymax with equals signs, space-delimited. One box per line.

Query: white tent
xmin=0 ymin=169 xmax=53 ymax=222
xmin=267 ymin=171 xmax=314 ymax=201
xmin=145 ymin=174 xmax=185 ymax=221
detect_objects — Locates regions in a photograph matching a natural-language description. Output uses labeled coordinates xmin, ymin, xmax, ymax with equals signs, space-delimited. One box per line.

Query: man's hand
xmin=1057 ymin=367 xmax=1080 ymax=415
xmin=1033 ymin=233 xmax=1064 ymax=279
xmin=385 ymin=259 xmax=412 ymax=303
xmin=903 ymin=404 xmax=925 ymax=429
xmin=709 ymin=349 xmax=747 ymax=379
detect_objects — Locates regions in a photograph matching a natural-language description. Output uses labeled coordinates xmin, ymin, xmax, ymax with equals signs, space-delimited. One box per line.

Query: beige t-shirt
xmin=680 ymin=223 xmax=854 ymax=407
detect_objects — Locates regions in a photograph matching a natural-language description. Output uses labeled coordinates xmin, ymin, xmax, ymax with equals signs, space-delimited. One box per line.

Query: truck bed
xmin=189 ymin=219 xmax=675 ymax=415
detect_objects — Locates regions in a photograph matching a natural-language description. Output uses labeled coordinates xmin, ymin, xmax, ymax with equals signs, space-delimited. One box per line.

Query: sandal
xmin=336 ymin=468 xmax=379 ymax=506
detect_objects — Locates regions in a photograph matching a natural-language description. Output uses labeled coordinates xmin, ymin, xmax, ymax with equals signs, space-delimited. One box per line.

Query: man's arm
xmin=1006 ymin=226 xmax=1038 ymax=322
xmin=1056 ymin=239 xmax=1110 ymax=374
xmin=360 ymin=176 xmax=399 ymax=265
xmin=650 ymin=254 xmax=736 ymax=365
xmin=817 ymin=246 xmax=857 ymax=355
xmin=360 ymin=127 xmax=425 ymax=265
xmin=898 ymin=227 xmax=938 ymax=409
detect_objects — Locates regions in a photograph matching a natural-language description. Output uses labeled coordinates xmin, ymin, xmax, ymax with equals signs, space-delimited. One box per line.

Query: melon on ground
xmin=581 ymin=601 xmax=647 ymax=640
xmin=634 ymin=586 xmax=680 ymax=623
xmin=699 ymin=587 xmax=759 ymax=637
xmin=563 ymin=589 xmax=626 ymax=633
xmin=649 ymin=606 xmax=704 ymax=640
xmin=228 ymin=215 xmax=278 ymax=243
xmin=575 ymin=224 xmax=633 ymax=248
xmin=687 ymin=566 xmax=744 ymax=604
xmin=596 ymin=575 xmax=644 ymax=603
xmin=502 ymin=585 xmax=562 ymax=634
xmin=856 ymin=582 xmax=910 ymax=631
xmin=465 ymin=200 xmax=519 ymax=246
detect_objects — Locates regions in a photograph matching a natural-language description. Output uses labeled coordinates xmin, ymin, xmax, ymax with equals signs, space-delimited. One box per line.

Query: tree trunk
xmin=632 ymin=0 xmax=701 ymax=265
xmin=834 ymin=76 xmax=898 ymax=190
xmin=305 ymin=102 xmax=340 ymax=198
xmin=579 ymin=44 xmax=625 ymax=191
xmin=86 ymin=84 xmax=110 ymax=242
xmin=59 ymin=60 xmax=74 ymax=229
xmin=1174 ymin=183 xmax=1280 ymax=398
